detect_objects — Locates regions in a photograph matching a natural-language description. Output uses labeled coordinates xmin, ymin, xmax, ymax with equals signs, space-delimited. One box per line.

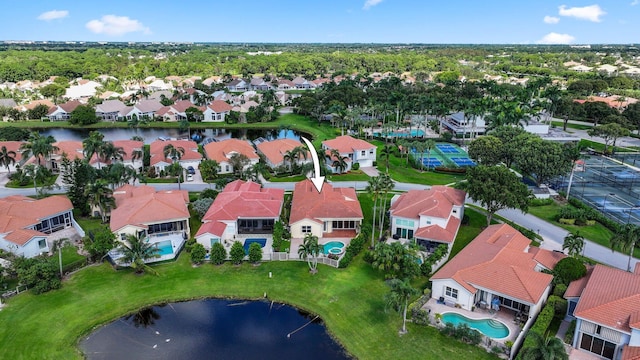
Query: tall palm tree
xmin=82 ymin=131 xmax=105 ymax=164
xmin=377 ymin=173 xmax=395 ymax=237
xmin=519 ymin=332 xmax=568 ymax=360
xmin=412 ymin=141 xmax=425 ymax=171
xmin=85 ymin=180 xmax=116 ymax=223
xmin=423 ymin=139 xmax=436 ymax=171
xmin=380 ymin=144 xmax=393 ymax=173
xmin=98 ymin=142 xmax=126 ymax=166
xmin=0 ymin=146 xmax=17 ymax=174
xmin=384 ymin=278 xmax=419 ymax=335
xmin=131 ymin=148 xmax=144 ymax=173
xmin=117 ymin=234 xmax=160 ymax=275
xmin=367 ymin=175 xmax=382 ymax=248
xmin=163 ymin=144 xmax=185 ymax=163
xmin=298 ymin=233 xmax=322 ymax=274
xmin=563 ymin=231 xmax=585 ymax=258
xmin=20 ymin=132 xmax=58 ymax=167
xmin=22 ymin=164 xmax=44 ymax=194
xmin=610 ymin=223 xmax=640 ymax=272
xmin=283 ymin=149 xmax=295 ymax=173
xmin=330 ymin=149 xmax=349 ymax=174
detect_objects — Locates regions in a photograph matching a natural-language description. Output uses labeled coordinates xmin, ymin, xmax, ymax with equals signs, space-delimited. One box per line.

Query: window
xmin=369 ymin=149 xmax=374 ymax=155
xmin=361 ymin=150 xmax=366 ymax=156
xmin=38 ymin=239 xmax=47 ymax=249
xmin=302 ymin=226 xmax=311 ymax=233
xmin=121 ymin=233 xmax=127 ymax=241
xmin=445 ymin=286 xmax=458 ymax=299
xmin=580 ymin=334 xmax=616 ymax=359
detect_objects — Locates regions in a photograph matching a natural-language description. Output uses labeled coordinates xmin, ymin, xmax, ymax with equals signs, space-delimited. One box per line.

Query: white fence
xmin=267 ymin=252 xmax=340 ymax=268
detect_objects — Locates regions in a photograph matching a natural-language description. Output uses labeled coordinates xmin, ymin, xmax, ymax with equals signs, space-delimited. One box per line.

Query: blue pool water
xmin=155 ymin=240 xmax=174 ymax=256
xmin=374 ymin=129 xmax=425 ymax=138
xmin=244 ymin=238 xmax=267 ymax=254
xmin=441 ymin=313 xmax=509 ymax=339
xmin=323 ymin=241 xmax=345 ymax=255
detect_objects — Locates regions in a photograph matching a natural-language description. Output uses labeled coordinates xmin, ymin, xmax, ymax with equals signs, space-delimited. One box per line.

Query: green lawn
xmin=327 ymin=170 xmax=370 ymax=182
xmin=550 ymin=121 xmax=593 ymax=131
xmin=5 ymin=175 xmax=58 ymax=189
xmin=269 ymin=174 xmax=307 ymax=183
xmin=0 ymin=255 xmax=496 ymax=360
xmin=60 ymin=245 xmax=86 ymax=267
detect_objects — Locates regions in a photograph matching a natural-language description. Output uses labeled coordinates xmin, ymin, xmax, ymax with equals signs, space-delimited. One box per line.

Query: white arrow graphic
xmin=301 ymin=136 xmax=325 ymax=193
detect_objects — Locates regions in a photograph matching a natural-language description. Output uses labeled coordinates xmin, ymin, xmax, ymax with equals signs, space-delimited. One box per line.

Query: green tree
xmin=190 ymin=243 xmax=206 ymax=265
xmin=228 ymin=153 xmax=250 ymax=177
xmin=610 ymin=223 xmax=640 ymax=272
xmin=367 ymin=175 xmax=382 ymax=248
xmin=98 ymin=141 xmax=126 ymax=166
xmin=377 ymin=173 xmax=395 ymax=236
xmin=489 ymin=126 xmax=529 ymax=168
xmin=40 ymin=84 xmax=65 ymax=103
xmin=248 ymin=242 xmax=263 ymax=264
xmin=82 ymin=131 xmax=105 ymax=165
xmin=384 ymin=278 xmax=420 ymax=335
xmin=464 ymin=165 xmax=532 ymax=226
xmin=70 ymin=105 xmax=99 ymax=125
xmin=85 ymin=180 xmax=115 ymax=223
xmin=192 ymin=198 xmax=214 ymax=219
xmin=22 ymin=164 xmax=48 ymax=195
xmin=199 ymin=159 xmax=219 ymax=182
xmin=553 ymin=257 xmax=587 ymax=286
xmin=371 ymin=242 xmax=420 ymax=280
xmin=330 ymin=149 xmax=349 ymax=174
xmin=562 ymin=231 xmax=585 ymax=258
xmin=515 ymin=137 xmax=573 ymax=187
xmin=519 ymin=332 xmax=568 ymax=360
xmin=13 ymin=256 xmax=61 ymax=295
xmin=229 ymin=241 xmax=245 ymax=264
xmin=28 ymin=104 xmax=50 ymax=120
xmin=117 ymin=234 xmax=160 ymax=275
xmin=380 ymin=144 xmax=393 ymax=172
xmin=0 ymin=145 xmax=17 ymax=173
xmin=20 ymin=132 xmax=58 ymax=167
xmin=84 ymin=226 xmax=116 ymax=262
xmin=210 ymin=242 xmax=227 ymax=265
xmin=61 ymin=156 xmax=96 ymax=216
xmin=298 ymin=233 xmax=322 ymax=274
xmin=587 ymin=123 xmax=630 ymax=155
xmin=468 ymin=135 xmax=502 ymax=166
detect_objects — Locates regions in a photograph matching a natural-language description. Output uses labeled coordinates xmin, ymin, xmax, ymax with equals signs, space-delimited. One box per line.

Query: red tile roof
xmin=196 ymin=180 xmax=284 ymax=237
xmin=149 ymin=139 xmax=201 ymax=165
xmin=256 ymin=139 xmax=307 ymax=165
xmin=110 ymin=185 xmax=189 ymax=232
xmin=414 ymin=216 xmax=461 ymax=244
xmin=432 ymin=224 xmax=553 ymax=305
xmin=203 ymin=139 xmax=258 ymax=163
xmin=0 ymin=141 xmax=26 ymax=162
xmin=59 ymin=100 xmax=82 ymax=113
xmin=322 ymin=135 xmax=375 ymax=153
xmin=207 ymin=100 xmax=233 ymax=113
xmin=573 ymin=264 xmax=640 ymax=333
xmin=565 ymin=266 xmax=594 ymax=298
xmin=621 ymin=346 xmax=640 ymax=360
xmin=171 ymin=99 xmax=197 ymax=113
xmin=390 ymin=186 xmax=465 ymax=219
xmin=54 ymin=141 xmax=85 ymax=161
xmin=528 ymin=247 xmax=566 ymax=270
xmin=289 ymin=180 xmax=363 ymax=225
xmin=0 ymin=195 xmax=73 ymax=245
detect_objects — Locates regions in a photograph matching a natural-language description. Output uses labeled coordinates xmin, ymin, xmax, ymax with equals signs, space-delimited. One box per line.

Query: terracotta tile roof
xmin=110 ymin=185 xmax=189 ymax=232
xmin=207 ymin=100 xmax=233 ymax=113
xmin=389 ymin=187 xmax=466 ymax=219
xmin=256 ymin=139 xmax=307 ymax=166
xmin=322 ymin=135 xmax=375 ymax=153
xmin=196 ymin=180 xmax=284 ymax=237
xmin=0 ymin=141 xmax=26 ymax=161
xmin=621 ymin=346 xmax=640 ymax=360
xmin=196 ymin=221 xmax=228 ymax=237
xmin=432 ymin=224 xmax=553 ymax=304
xmin=573 ymin=264 xmax=640 ymax=333
xmin=528 ymin=247 xmax=566 ymax=270
xmin=135 ymin=99 xmax=163 ymax=113
xmin=414 ymin=216 xmax=461 ymax=244
xmin=203 ymin=139 xmax=258 ymax=164
xmin=0 ymin=195 xmax=73 ymax=245
xmin=149 ymin=139 xmax=201 ymax=165
xmin=54 ymin=141 xmax=85 ymax=161
xmin=565 ymin=266 xmax=594 ymax=298
xmin=171 ymin=99 xmax=197 ymax=113
xmin=630 ymin=311 xmax=640 ymax=329
xmin=23 ymin=99 xmax=54 ymax=111
xmin=289 ymin=180 xmax=363 ymax=225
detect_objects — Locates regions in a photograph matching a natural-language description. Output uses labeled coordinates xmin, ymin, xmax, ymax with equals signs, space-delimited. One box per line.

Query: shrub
xmin=229 ymin=241 xmax=245 ymax=264
xmin=184 ymin=238 xmax=196 ymax=253
xmin=210 ymin=242 xmax=226 ymax=265
xmin=272 ymin=221 xmax=284 ymax=252
xmin=351 ymin=162 xmax=360 ymax=171
xmin=553 ymin=296 xmax=568 ymax=320
xmin=190 ymin=243 xmax=206 ymax=265
xmin=199 ymin=189 xmax=218 ymax=200
xmin=530 ymin=198 xmax=554 ymax=206
xmin=248 ymin=242 xmax=262 ymax=264
xmin=554 ymin=257 xmax=587 ymax=285
xmin=192 ymin=198 xmax=214 ymax=219
xmin=564 ymin=320 xmax=576 ymax=344
xmin=553 ymin=283 xmax=568 ymax=297
xmin=559 ymin=218 xmax=576 ymax=225
xmin=13 ymin=257 xmax=61 ymax=295
xmin=339 ymin=232 xmax=368 ymax=268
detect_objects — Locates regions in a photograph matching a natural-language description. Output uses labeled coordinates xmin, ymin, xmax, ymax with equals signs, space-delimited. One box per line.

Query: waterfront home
xmin=431 ymin=224 xmax=562 ymax=319
xmin=155 ymin=100 xmax=199 ymax=122
xmin=226 ymin=79 xmax=249 ymax=92
xmin=564 ymin=264 xmax=640 ymax=360
xmin=321 ymin=135 xmax=376 ymax=172
xmin=89 ymin=140 xmax=144 ymax=171
xmin=203 ymin=100 xmax=233 ymax=122
xmin=149 ymin=139 xmax=202 ymax=173
xmin=256 ymin=138 xmax=311 ymax=171
xmin=0 ymin=195 xmax=82 ymax=258
xmin=203 ymin=139 xmax=259 ymax=175
xmin=47 ymin=100 xmax=81 ymax=121
xmin=289 ymin=179 xmax=363 ymax=240
xmin=0 ymin=141 xmax=27 ymax=173
xmin=123 ymin=99 xmax=164 ymax=120
xmin=388 ymin=186 xmax=466 ymax=252
xmin=95 ymin=100 xmax=127 ymax=121
xmin=195 ymin=180 xmax=284 ymax=250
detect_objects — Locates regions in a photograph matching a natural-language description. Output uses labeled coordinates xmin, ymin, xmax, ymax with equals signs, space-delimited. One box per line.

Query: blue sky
xmin=2 ymin=1 xmax=639 ymax=44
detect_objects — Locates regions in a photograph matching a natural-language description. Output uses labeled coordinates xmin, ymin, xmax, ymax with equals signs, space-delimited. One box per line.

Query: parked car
xmin=186 ymin=174 xmax=194 ymax=182
xmin=187 ymin=166 xmax=196 ymax=175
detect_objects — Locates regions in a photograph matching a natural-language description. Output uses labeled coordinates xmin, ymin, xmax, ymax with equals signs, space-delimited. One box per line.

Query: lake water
xmin=38 ymin=128 xmax=301 ymax=143
xmin=80 ymin=299 xmax=351 ymax=360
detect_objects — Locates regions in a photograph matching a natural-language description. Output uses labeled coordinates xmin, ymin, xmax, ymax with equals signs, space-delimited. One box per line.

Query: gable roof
xmin=96 ymin=99 xmax=126 ymax=113
xmin=134 ymin=99 xmax=163 ymax=113
xmin=0 ymin=195 xmax=73 ymax=245
xmin=203 ymin=139 xmax=259 ymax=164
xmin=171 ymin=99 xmax=197 ymax=113
xmin=322 ymin=135 xmax=375 ymax=153
xmin=54 ymin=141 xmax=85 ymax=161
xmin=256 ymin=138 xmax=307 ymax=165
xmin=149 ymin=139 xmax=201 ymax=165
xmin=207 ymin=100 xmax=233 ymax=113
xmin=110 ymin=185 xmax=189 ymax=232
xmin=58 ymin=100 xmax=82 ymax=113
xmin=390 ymin=186 xmax=466 ymax=219
xmin=431 ymin=224 xmax=554 ymax=305
xmin=573 ymin=264 xmax=640 ymax=333
xmin=289 ymin=180 xmax=363 ymax=225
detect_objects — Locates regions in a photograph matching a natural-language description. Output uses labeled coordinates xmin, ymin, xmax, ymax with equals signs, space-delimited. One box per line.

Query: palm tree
xmin=298 ymin=233 xmax=322 ymax=274
xmin=117 ymin=234 xmax=160 ymax=275
xmin=384 ymin=278 xmax=419 ymax=335
xmin=20 ymin=132 xmax=58 ymax=167
xmin=367 ymin=176 xmax=382 ymax=248
xmin=519 ymin=332 xmax=568 ymax=360
xmin=82 ymin=131 xmax=105 ymax=164
xmin=98 ymin=142 xmax=126 ymax=166
xmin=610 ymin=223 xmax=640 ymax=272
xmin=131 ymin=148 xmax=144 ymax=173
xmin=330 ymin=149 xmax=349 ymax=174
xmin=163 ymin=144 xmax=185 ymax=163
xmin=283 ymin=149 xmax=295 ymax=173
xmin=85 ymin=180 xmax=115 ymax=223
xmin=412 ymin=141 xmax=425 ymax=171
xmin=380 ymin=144 xmax=393 ymax=173
xmin=22 ymin=164 xmax=44 ymax=194
xmin=563 ymin=231 xmax=585 ymax=258
xmin=377 ymin=173 xmax=395 ymax=237
xmin=0 ymin=146 xmax=17 ymax=174
xmin=423 ymin=139 xmax=436 ymax=171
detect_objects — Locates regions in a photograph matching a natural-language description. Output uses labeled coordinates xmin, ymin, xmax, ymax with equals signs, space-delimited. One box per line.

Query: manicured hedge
xmin=338 ymin=232 xmax=367 ymax=268
xmin=517 ymin=295 xmax=565 ymax=359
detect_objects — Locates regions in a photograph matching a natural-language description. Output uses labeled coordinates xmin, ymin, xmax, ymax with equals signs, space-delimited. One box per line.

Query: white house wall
xmin=431 ymin=278 xmax=475 ymax=310
xmin=290 ymin=219 xmax=323 ymax=239
xmin=0 ymin=235 xmax=49 ymax=258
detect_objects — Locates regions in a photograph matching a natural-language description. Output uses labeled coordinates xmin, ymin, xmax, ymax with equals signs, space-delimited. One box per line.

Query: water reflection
xmin=81 ymin=299 xmax=350 ymax=360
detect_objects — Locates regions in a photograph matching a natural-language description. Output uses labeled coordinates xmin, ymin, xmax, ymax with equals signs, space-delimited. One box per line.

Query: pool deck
xmin=289 ymin=237 xmax=352 ymax=260
xmin=423 ymin=298 xmax=522 ymax=345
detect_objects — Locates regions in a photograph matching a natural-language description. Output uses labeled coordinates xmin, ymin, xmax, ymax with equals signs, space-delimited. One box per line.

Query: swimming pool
xmin=374 ymin=129 xmax=425 ymax=138
xmin=155 ymin=240 xmax=174 ymax=256
xmin=441 ymin=313 xmax=509 ymax=339
xmin=244 ymin=238 xmax=267 ymax=254
xmin=323 ymin=241 xmax=345 ymax=255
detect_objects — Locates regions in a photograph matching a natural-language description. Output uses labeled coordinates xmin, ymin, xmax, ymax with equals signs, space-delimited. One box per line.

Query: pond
xmin=80 ymin=299 xmax=350 ymax=360
xmin=38 ymin=128 xmax=301 ymax=143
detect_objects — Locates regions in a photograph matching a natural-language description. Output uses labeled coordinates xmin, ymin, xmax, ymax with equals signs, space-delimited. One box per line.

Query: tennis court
xmin=450 ymin=157 xmax=476 ymax=167
xmin=421 ymin=157 xmax=443 ymax=168
xmin=436 ymin=144 xmax=460 ymax=154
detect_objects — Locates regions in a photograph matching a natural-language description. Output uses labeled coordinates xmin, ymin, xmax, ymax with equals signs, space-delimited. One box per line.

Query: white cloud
xmin=543 ymin=16 xmax=560 ymax=24
xmin=558 ymin=4 xmax=606 ymax=22
xmin=631 ymin=0 xmax=639 ymax=5
xmin=363 ymin=0 xmax=383 ymax=10
xmin=37 ymin=10 xmax=69 ymax=21
xmin=86 ymin=15 xmax=151 ymax=36
xmin=536 ymin=32 xmax=576 ymax=44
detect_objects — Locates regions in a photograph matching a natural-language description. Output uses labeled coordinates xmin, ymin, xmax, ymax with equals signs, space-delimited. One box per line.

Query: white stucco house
xmin=321 ymin=135 xmax=376 ymax=173
xmin=203 ymin=139 xmax=259 ymax=175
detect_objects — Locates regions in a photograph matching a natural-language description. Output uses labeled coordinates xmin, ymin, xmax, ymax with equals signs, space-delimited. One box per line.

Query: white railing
xmin=266 ymin=252 xmax=340 ymax=268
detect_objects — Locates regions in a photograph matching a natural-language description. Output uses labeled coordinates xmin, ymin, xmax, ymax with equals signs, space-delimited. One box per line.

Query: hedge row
xmin=338 ymin=232 xmax=367 ymax=268
xmin=568 ymin=197 xmax=621 ymax=232
xmin=517 ymin=295 xmax=568 ymax=359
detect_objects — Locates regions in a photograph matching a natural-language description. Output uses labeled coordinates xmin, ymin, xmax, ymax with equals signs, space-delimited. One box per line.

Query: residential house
xmin=226 ymin=79 xmax=249 ymax=92
xmin=292 ymin=77 xmax=316 ymax=89
xmin=275 ymin=79 xmax=295 ymax=91
xmin=565 ymin=264 xmax=640 ymax=360
xmin=256 ymin=138 xmax=310 ymax=171
xmin=147 ymin=79 xmax=172 ymax=92
xmin=64 ymin=80 xmax=102 ymax=99
xmin=195 ymin=180 xmax=284 ymax=250
xmin=289 ymin=179 xmax=363 ymax=240
xmin=149 ymin=139 xmax=202 ymax=173
xmin=47 ymin=100 xmax=82 ymax=121
xmin=431 ymin=224 xmax=562 ymax=319
xmin=0 ymin=99 xmax=18 ymax=108
xmin=123 ymin=99 xmax=163 ymax=120
xmin=49 ymin=141 xmax=85 ymax=172
xmin=388 ymin=186 xmax=466 ymax=252
xmin=440 ymin=111 xmax=486 ymax=138
xmin=95 ymin=100 xmax=127 ymax=121
xmin=202 ymin=76 xmax=222 ymax=87
xmin=0 ymin=141 xmax=27 ymax=173
xmin=109 ymin=185 xmax=190 ymax=264
xmin=249 ymin=77 xmax=272 ymax=91
xmin=203 ymin=139 xmax=259 ymax=175
xmin=155 ymin=100 xmax=198 ymax=122
xmin=89 ymin=140 xmax=144 ymax=171
xmin=0 ymin=195 xmax=82 ymax=258
xmin=203 ymin=100 xmax=233 ymax=122
xmin=17 ymin=99 xmax=55 ymax=113
xmin=321 ymin=135 xmax=376 ymax=172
